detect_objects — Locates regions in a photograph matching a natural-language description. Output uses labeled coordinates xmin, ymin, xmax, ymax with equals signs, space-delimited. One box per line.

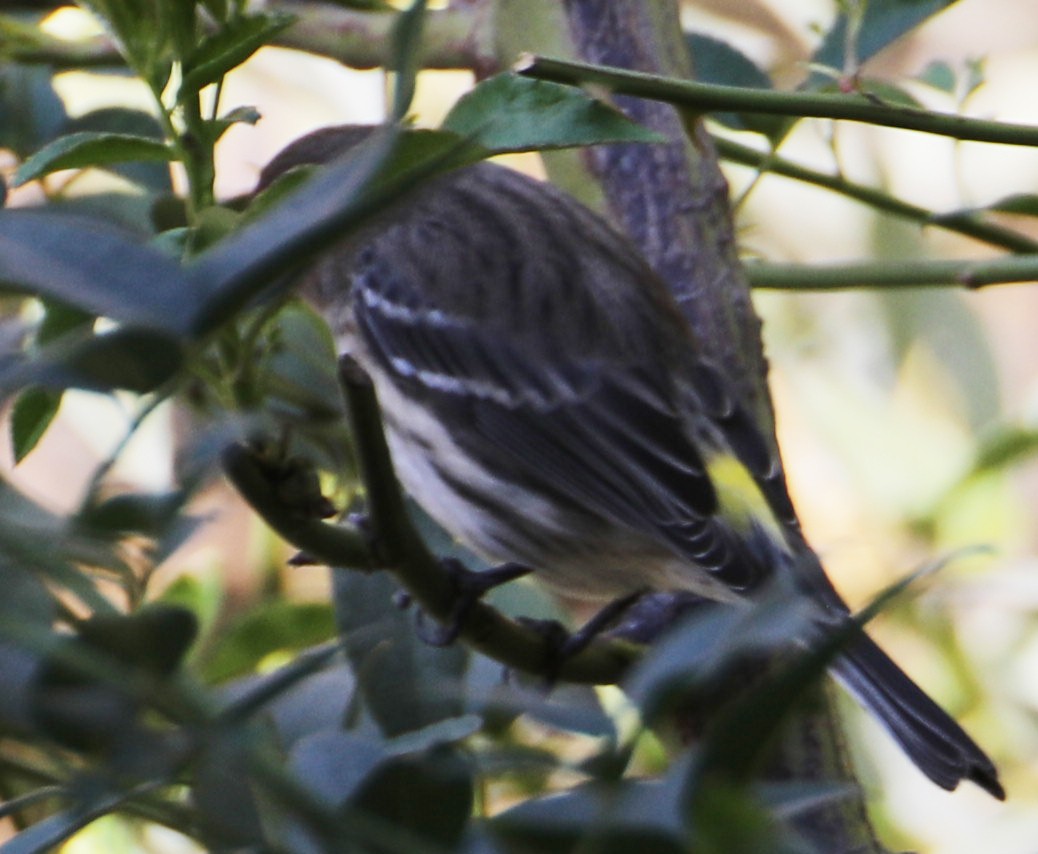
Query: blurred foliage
xmin=0 ymin=0 xmax=1032 ymax=852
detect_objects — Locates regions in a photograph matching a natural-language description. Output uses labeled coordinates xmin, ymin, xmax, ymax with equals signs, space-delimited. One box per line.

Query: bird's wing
xmin=353 ymin=265 xmax=782 ymax=593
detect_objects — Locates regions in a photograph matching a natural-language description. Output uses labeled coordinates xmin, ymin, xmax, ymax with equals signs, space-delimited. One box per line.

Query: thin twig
xmin=715 ymin=136 xmax=1038 ymax=255
xmin=517 ymin=54 xmax=1038 ymax=148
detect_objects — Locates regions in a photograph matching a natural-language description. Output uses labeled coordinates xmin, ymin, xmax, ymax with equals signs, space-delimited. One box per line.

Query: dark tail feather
xmin=832 ymin=632 xmax=1004 ymax=800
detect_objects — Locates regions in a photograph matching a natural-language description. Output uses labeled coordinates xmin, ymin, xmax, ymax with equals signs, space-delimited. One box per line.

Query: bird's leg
xmin=413 ymin=559 xmax=533 ymax=646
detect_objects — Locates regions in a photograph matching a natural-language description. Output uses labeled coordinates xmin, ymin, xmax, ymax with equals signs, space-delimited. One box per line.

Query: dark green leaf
xmin=0 ymin=326 xmax=185 ymax=396
xmin=62 ymin=107 xmax=171 ymax=191
xmin=964 ymin=57 xmax=987 ymax=99
xmin=202 ymin=601 xmax=336 ymax=682
xmin=0 ymin=481 xmax=115 ymax=615
xmin=10 ymin=387 xmax=61 ymax=463
xmin=493 ymin=774 xmax=686 ymax=854
xmin=0 ymin=210 xmax=197 ymax=332
xmin=757 ymin=780 xmax=858 ymax=821
xmin=193 ymin=740 xmax=265 ymax=850
xmin=351 ymin=746 xmax=474 ymax=850
xmin=387 ymin=715 xmax=483 ymax=754
xmin=989 ymin=193 xmax=1038 ymax=217
xmin=971 ymin=426 xmax=1038 ymax=475
xmin=690 ymin=784 xmax=811 ymax=854
xmin=156 ymin=573 xmax=224 ymax=654
xmin=291 ymin=730 xmax=387 ymax=807
xmin=334 ymin=571 xmax=468 ymax=737
xmin=444 ymin=73 xmax=664 ymax=152
xmin=389 ymin=0 xmax=428 ymax=120
xmin=180 ymin=12 xmax=294 ymax=98
xmin=856 ymin=79 xmax=924 ymax=109
xmin=691 ymin=560 xmax=949 ymax=789
xmin=76 ymin=604 xmax=198 ymax=675
xmin=202 ymin=105 xmax=263 ymax=148
xmin=14 ymin=132 xmax=173 ymax=187
xmin=259 ymin=301 xmax=345 ymax=422
xmin=199 ymin=0 xmax=229 ymax=21
xmin=78 ymin=491 xmax=185 ymax=537
xmin=10 ymin=302 xmax=93 ymax=461
xmin=37 ymin=302 xmax=93 ymax=344
xmin=0 ymin=65 xmax=67 ymax=158
xmin=188 ymin=126 xmax=474 ymax=336
xmin=623 ymin=583 xmax=817 ymax=723
xmin=241 ymin=165 xmax=316 ymax=225
xmin=812 ymin=0 xmax=961 ymax=76
xmin=916 ymin=59 xmax=957 ymax=94
xmin=685 ymin=33 xmax=788 ymax=139
xmin=0 ymin=795 xmax=125 ymax=854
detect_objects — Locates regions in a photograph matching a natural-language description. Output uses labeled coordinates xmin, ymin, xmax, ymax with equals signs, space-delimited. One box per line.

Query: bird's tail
xmin=832 ymin=632 xmax=1004 ymax=799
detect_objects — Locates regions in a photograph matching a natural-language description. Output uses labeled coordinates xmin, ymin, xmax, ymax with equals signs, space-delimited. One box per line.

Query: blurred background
xmin=5 ymin=1 xmax=1038 ymax=851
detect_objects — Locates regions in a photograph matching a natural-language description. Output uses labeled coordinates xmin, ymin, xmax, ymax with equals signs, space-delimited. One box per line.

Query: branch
xmin=715 ymin=136 xmax=1038 ymax=255
xmin=1 ymin=3 xmax=498 ymax=73
xmin=517 ymin=54 xmax=1038 ymax=149
xmin=222 ymin=376 xmax=639 ymax=687
xmin=746 ymin=254 xmax=1038 ymax=290
xmin=267 ymin=1 xmax=497 ymax=74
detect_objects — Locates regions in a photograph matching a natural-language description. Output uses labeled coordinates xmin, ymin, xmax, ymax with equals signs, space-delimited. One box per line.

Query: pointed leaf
xmin=916 ymin=59 xmax=957 ymax=94
xmin=686 ymin=33 xmax=788 ymax=139
xmin=443 ymin=73 xmax=664 ymax=152
xmin=0 ymin=211 xmax=196 ymax=332
xmin=180 ymin=12 xmax=293 ymax=97
xmin=14 ymin=132 xmax=173 ymax=187
xmin=0 ymin=326 xmax=185 ymax=396
xmin=188 ymin=126 xmax=476 ymax=336
xmin=10 ymin=387 xmax=61 ymax=463
xmin=812 ymin=0 xmax=961 ymax=76
xmin=389 ymin=0 xmax=427 ymax=120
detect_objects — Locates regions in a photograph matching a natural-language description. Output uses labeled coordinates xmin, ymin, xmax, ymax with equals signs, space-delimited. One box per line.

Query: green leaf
xmin=188 ymin=125 xmax=474 ymax=336
xmin=290 ymin=731 xmax=388 ymax=808
xmin=202 ymin=601 xmax=336 ymax=683
xmin=964 ymin=57 xmax=987 ymax=99
xmin=350 ymin=746 xmax=474 ymax=850
xmin=9 ymin=387 xmax=61 ymax=463
xmin=0 ymin=480 xmax=115 ymax=616
xmin=0 ymin=795 xmax=126 ymax=854
xmin=989 ymin=193 xmax=1038 ymax=217
xmin=971 ymin=425 xmax=1038 ymax=475
xmin=334 ymin=571 xmax=468 ymax=738
xmin=180 ymin=12 xmax=294 ymax=98
xmin=0 ymin=326 xmax=185 ymax=396
xmin=13 ymin=132 xmax=173 ymax=187
xmin=444 ymin=73 xmax=664 ymax=153
xmin=812 ymin=0 xmax=961 ymax=75
xmin=9 ymin=303 xmax=94 ymax=461
xmin=0 ymin=210 xmax=197 ymax=332
xmin=78 ymin=491 xmax=185 ymax=538
xmin=63 ymin=107 xmax=172 ymax=192
xmin=260 ymin=301 xmax=345 ymax=422
xmin=690 ymin=784 xmax=810 ymax=854
xmin=493 ymin=774 xmax=686 ymax=854
xmin=685 ymin=33 xmax=787 ymax=140
xmin=241 ymin=164 xmax=316 ymax=225
xmin=75 ymin=604 xmax=199 ymax=675
xmin=623 ymin=583 xmax=817 ymax=725
xmin=0 ymin=65 xmax=68 ymax=158
xmin=389 ymin=0 xmax=428 ymax=121
xmin=856 ymin=78 xmax=924 ymax=109
xmin=202 ymin=105 xmax=263 ymax=148
xmin=917 ymin=59 xmax=957 ymax=94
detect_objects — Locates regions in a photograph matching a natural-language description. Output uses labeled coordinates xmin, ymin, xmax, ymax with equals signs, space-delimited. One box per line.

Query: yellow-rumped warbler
xmin=260 ymin=125 xmax=1003 ymax=799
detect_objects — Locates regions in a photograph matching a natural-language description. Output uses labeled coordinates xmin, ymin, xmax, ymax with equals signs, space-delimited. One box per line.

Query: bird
xmin=258 ymin=123 xmax=1004 ymax=800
